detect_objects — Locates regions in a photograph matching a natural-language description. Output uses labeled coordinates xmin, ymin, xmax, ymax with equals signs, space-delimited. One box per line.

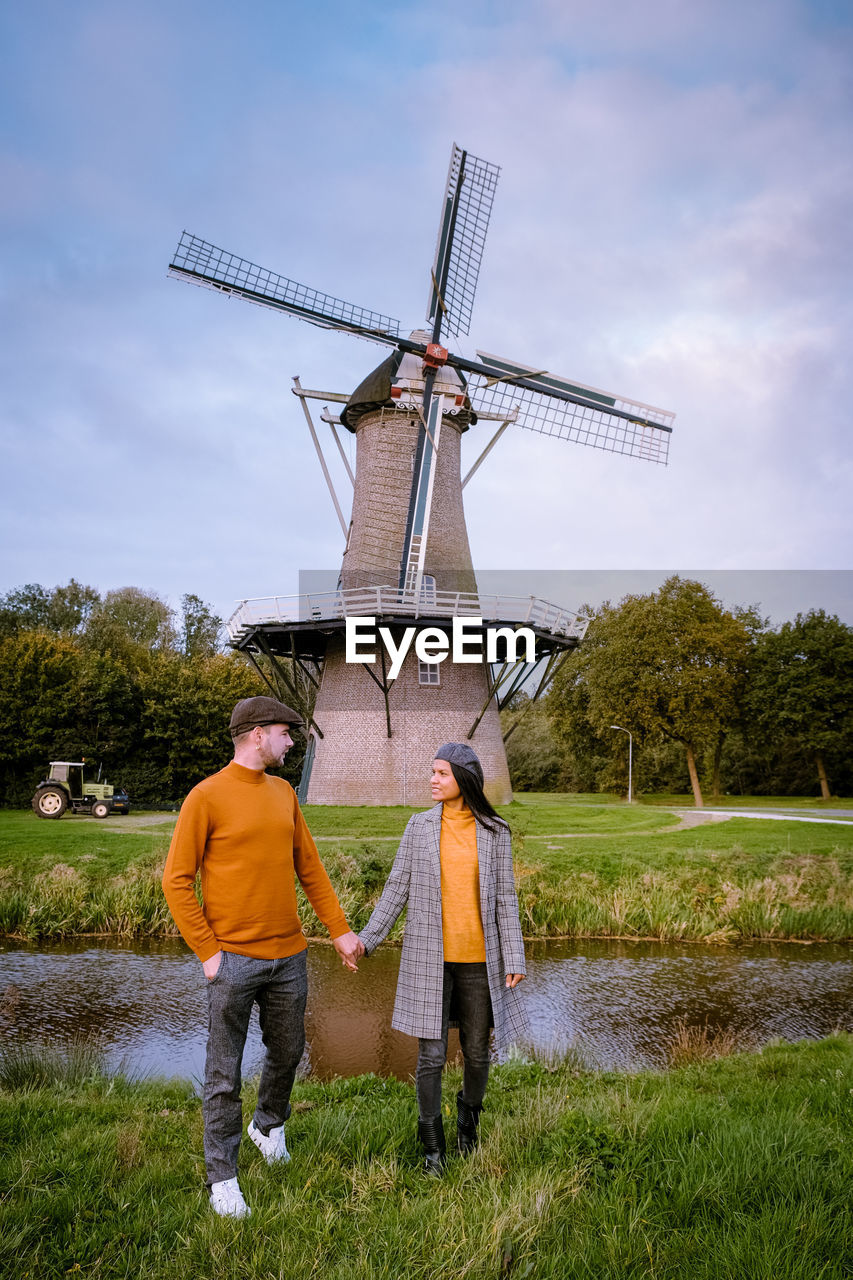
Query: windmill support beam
xmin=242 ymin=647 xmax=282 ymax=700
xmin=466 ymin=656 xmax=540 ymax=742
xmin=292 ymin=377 xmax=349 ymax=538
xmin=253 ymin=631 xmax=324 ymax=740
xmin=251 ymin=639 xmax=301 ymax=710
xmin=359 ymin=647 xmax=393 ymax=738
xmin=291 ymin=387 xmax=351 ymax=403
xmin=501 ymin=648 xmax=572 ymax=744
xmin=253 ymin=632 xmax=313 ymax=728
xmin=328 ymin=419 xmax=355 ymax=487
xmin=462 ymin=414 xmax=516 ymax=488
xmin=496 ymin=658 xmax=539 ymax=711
xmin=289 ymin=633 xmax=321 ymax=691
xmin=466 ymin=659 xmax=514 ymax=740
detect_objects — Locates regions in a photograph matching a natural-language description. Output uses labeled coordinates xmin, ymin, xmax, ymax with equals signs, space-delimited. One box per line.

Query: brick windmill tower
xmin=169 ymin=145 xmax=674 ymax=805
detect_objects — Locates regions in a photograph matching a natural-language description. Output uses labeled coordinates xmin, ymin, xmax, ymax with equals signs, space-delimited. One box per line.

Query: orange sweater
xmin=440 ymin=805 xmax=486 ymax=962
xmin=161 ymin=761 xmax=348 ymax=962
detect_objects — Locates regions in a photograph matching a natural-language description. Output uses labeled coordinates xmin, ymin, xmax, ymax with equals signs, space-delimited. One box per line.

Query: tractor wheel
xmin=32 ymin=787 xmax=68 ymax=819
xmin=91 ymin=801 xmax=110 ymax=819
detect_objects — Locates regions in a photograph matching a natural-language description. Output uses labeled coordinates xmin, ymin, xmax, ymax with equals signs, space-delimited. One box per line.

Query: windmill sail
xmin=402 ymin=146 xmax=500 ymax=592
xmin=426 ymin=146 xmax=500 ymax=340
xmin=467 ymin=350 xmax=674 ymax=464
xmin=169 ymin=232 xmax=402 ymax=345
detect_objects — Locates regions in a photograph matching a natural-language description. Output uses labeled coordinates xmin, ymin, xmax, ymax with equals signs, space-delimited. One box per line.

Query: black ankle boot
xmin=417 ymin=1116 xmax=446 ymax=1176
xmin=456 ymin=1090 xmax=483 ymax=1155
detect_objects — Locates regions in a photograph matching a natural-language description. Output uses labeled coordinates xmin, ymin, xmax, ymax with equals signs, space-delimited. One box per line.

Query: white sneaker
xmin=209 ymin=1176 xmax=251 ymax=1218
xmin=248 ymin=1118 xmax=290 ymax=1164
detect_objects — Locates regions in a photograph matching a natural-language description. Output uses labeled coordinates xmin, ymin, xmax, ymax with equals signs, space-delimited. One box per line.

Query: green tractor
xmin=31 ymin=761 xmax=127 ymax=820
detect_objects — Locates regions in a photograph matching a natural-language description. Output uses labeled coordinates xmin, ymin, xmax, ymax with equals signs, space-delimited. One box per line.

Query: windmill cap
xmin=229 ymin=696 xmax=304 ymax=738
xmin=434 ymin=742 xmax=484 ymax=786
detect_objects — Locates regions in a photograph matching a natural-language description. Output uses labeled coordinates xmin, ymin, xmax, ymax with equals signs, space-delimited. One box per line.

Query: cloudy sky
xmin=2 ymin=0 xmax=851 ymax=629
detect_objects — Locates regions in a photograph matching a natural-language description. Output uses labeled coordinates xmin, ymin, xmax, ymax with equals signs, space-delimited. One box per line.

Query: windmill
xmin=169 ymin=144 xmax=675 ymax=805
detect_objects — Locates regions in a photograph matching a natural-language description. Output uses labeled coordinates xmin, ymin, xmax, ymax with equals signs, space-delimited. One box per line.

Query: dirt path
xmin=95 ymin=809 xmax=729 ymax=840
xmin=91 ymin=805 xmax=853 ymax=841
xmin=69 ymin=813 xmax=176 ymax=831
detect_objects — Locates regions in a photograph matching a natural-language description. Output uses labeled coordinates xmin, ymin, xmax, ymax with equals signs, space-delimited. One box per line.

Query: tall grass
xmin=664 ymin=1018 xmax=739 ymax=1067
xmin=1 ymin=1035 xmax=851 ymax=1279
xmin=512 ymin=861 xmax=853 ymax=942
xmin=0 ymin=1034 xmax=110 ymax=1091
xmin=2 ymin=806 xmax=853 ymax=943
xmin=0 ymin=855 xmax=179 ymax=940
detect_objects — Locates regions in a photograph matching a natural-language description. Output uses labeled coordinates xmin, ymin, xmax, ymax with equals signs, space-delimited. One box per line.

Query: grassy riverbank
xmin=1 ymin=797 xmax=852 ymax=943
xmin=1 ymin=1034 xmax=851 ymax=1279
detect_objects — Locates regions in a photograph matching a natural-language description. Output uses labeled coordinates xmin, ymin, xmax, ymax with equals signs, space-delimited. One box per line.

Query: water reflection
xmin=1 ymin=937 xmax=851 ymax=1083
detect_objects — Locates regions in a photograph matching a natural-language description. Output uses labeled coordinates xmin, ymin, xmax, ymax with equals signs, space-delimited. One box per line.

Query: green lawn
xmin=1 ymin=1034 xmax=851 ymax=1279
xmin=2 ymin=799 xmax=853 ymax=943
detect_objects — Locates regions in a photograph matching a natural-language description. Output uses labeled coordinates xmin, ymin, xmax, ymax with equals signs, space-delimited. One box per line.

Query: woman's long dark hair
xmin=448 ymin=762 xmax=508 ymax=834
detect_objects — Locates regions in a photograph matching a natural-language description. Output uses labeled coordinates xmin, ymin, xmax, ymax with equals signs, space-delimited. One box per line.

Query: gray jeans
xmin=416 ymin=961 xmax=492 ymax=1120
xmin=203 ymin=948 xmax=308 ymax=1184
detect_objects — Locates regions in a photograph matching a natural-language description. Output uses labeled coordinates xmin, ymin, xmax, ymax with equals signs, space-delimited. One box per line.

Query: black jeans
xmin=416 ymin=961 xmax=492 ymax=1120
xmin=202 ymin=948 xmax=308 ymax=1184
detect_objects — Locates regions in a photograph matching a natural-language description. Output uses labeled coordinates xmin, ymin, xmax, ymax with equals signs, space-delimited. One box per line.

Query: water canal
xmin=2 ymin=937 xmax=851 ymax=1083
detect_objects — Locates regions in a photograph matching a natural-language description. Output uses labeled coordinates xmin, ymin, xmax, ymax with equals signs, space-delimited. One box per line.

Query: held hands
xmin=334 ymin=931 xmax=365 ymax=972
xmin=203 ymin=939 xmax=365 ymax=978
xmin=505 ymin=973 xmax=525 ymax=989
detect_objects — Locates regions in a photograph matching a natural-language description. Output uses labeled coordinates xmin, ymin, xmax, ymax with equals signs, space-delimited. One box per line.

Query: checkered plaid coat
xmin=359 ymin=804 xmax=529 ymax=1050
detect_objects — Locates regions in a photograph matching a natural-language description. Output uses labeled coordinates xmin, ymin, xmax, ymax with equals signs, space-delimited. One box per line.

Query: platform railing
xmin=226 ymin=587 xmax=589 ymax=644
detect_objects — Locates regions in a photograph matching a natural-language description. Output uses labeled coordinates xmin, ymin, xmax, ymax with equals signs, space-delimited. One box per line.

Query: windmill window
xmin=419 ymin=575 xmax=437 ymax=604
xmin=418 ymin=660 xmax=440 ymax=686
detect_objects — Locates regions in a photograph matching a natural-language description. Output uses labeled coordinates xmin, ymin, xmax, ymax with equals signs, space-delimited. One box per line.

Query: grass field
xmin=2 ymin=796 xmax=853 ymax=943
xmin=1 ymin=1033 xmax=851 ymax=1279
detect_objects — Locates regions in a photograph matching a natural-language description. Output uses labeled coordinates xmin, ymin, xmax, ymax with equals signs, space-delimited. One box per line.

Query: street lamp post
xmin=610 ymin=724 xmax=633 ymax=803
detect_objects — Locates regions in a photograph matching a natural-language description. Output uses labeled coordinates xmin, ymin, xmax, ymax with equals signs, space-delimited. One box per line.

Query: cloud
xmin=1 ymin=0 xmax=851 ymax=626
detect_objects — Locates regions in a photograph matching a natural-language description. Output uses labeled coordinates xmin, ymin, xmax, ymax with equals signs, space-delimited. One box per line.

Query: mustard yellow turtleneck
xmin=439 ymin=804 xmax=486 ymax=962
xmin=161 ymin=761 xmax=349 ymax=961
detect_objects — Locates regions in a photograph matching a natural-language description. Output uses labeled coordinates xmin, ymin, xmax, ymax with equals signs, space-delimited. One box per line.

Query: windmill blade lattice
xmin=427 ymin=146 xmax=500 ymax=340
xmin=467 ymin=351 xmax=674 ymax=465
xmin=169 ymin=232 xmax=402 ymax=346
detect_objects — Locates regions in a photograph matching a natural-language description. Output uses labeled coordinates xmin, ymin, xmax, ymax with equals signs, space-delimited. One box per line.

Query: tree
xmin=549 ymin=577 xmax=754 ymax=806
xmin=72 ymin=648 xmax=143 ymax=771
xmin=85 ymin=587 xmax=177 ymax=656
xmin=47 ymin=579 xmax=101 ymax=635
xmin=502 ymin=698 xmax=565 ymax=791
xmin=0 ymin=582 xmax=293 ymax=808
xmin=0 ymin=583 xmax=51 ymax=636
xmin=0 ymin=630 xmax=82 ymax=803
xmin=747 ymin=610 xmax=853 ymax=799
xmin=180 ymin=593 xmax=223 ymax=658
xmin=137 ymin=651 xmax=272 ymax=800
xmin=0 ymin=580 xmax=101 ymax=637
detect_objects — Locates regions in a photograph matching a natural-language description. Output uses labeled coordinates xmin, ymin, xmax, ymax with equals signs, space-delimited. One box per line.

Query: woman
xmin=358 ymin=742 xmax=527 ymax=1174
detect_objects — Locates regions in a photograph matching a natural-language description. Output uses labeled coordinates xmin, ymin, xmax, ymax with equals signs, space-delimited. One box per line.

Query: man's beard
xmin=259 ymin=741 xmax=286 ymax=769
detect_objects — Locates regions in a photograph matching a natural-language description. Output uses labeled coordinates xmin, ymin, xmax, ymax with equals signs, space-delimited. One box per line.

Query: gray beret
xmin=230 ymin=695 xmax=304 ymax=738
xmin=434 ymin=742 xmax=484 ymax=786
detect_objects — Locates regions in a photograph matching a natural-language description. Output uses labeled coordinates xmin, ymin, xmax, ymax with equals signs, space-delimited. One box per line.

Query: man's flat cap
xmin=229 ymin=696 xmax=304 ymax=738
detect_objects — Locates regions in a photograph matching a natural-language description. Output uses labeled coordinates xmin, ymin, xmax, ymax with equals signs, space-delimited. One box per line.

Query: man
xmin=162 ymin=695 xmax=361 ymax=1218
